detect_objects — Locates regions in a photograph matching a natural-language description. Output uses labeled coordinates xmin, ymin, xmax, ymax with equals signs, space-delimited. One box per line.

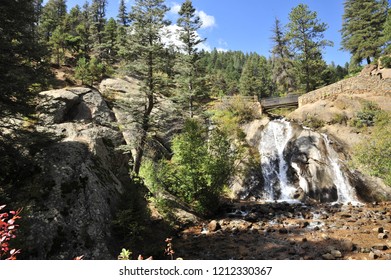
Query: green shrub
xmin=349 ymin=101 xmax=381 ymax=128
xmin=303 ymin=115 xmax=325 ymax=129
xmin=141 ymin=119 xmax=236 ymax=216
xmin=331 ymin=113 xmax=348 ymax=125
xmin=380 ymin=56 xmax=391 ymax=68
xmin=352 ymin=113 xmax=391 ymax=186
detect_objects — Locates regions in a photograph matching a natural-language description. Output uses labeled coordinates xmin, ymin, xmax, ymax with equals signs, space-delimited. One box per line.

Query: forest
xmin=1 ymin=0 xmax=391 ymax=261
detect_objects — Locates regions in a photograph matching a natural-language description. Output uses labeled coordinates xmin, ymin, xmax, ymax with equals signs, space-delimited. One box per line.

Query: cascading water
xmin=259 ymin=119 xmax=297 ymax=201
xmin=322 ymin=134 xmax=359 ymax=204
xmin=258 ymin=119 xmax=359 ymax=204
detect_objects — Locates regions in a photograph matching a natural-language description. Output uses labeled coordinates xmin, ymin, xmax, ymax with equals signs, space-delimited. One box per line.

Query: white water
xmin=258 ymin=120 xmax=359 ymax=204
xmin=322 ymin=134 xmax=359 ymax=204
xmin=259 ymin=120 xmax=297 ymax=200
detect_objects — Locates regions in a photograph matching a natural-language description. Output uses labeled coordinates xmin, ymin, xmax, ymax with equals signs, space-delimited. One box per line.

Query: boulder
xmin=208 ymin=220 xmax=222 ymax=232
xmin=15 ymin=87 xmax=132 ymax=259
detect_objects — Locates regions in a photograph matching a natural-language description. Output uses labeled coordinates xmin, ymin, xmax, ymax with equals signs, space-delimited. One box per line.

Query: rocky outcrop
xmin=99 ymin=77 xmax=184 ymax=160
xmin=14 ymin=87 xmax=132 ymax=259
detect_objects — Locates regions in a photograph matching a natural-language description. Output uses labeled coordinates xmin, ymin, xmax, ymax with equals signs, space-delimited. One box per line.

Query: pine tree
xmin=341 ymin=0 xmax=388 ymax=64
xmin=101 ymin=18 xmax=118 ymax=63
xmin=90 ymin=0 xmax=108 ymax=57
xmin=127 ymin=0 xmax=170 ymax=175
xmin=271 ymin=17 xmax=296 ymax=94
xmin=117 ymin=0 xmax=129 ymax=26
xmin=175 ymin=0 xmax=206 ymax=118
xmin=39 ymin=0 xmax=67 ymax=42
xmin=287 ymin=4 xmax=333 ymax=92
xmin=0 ymin=0 xmax=47 ymax=99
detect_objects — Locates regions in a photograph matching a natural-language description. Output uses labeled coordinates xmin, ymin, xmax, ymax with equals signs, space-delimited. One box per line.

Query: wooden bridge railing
xmin=260 ymin=94 xmax=299 ymax=109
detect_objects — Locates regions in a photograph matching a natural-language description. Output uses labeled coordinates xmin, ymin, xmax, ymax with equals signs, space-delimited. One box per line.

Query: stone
xmin=341 ymin=240 xmax=355 ymax=252
xmin=321 ymin=233 xmax=330 ymax=240
xmin=373 ymin=227 xmax=384 ymax=233
xmin=330 ymin=250 xmax=342 ymax=258
xmin=322 ymin=253 xmax=335 ymax=260
xmin=372 ymin=244 xmax=389 ymax=251
xmin=208 ymin=220 xmax=221 ymax=232
xmin=369 ymin=250 xmax=383 ymax=260
xmin=378 ymin=233 xmax=388 ymax=239
xmin=278 ymin=227 xmax=288 ymax=234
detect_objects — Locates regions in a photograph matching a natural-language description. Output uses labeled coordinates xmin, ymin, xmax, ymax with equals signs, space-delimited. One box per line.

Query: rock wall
xmin=299 ymin=75 xmax=391 ymax=107
xmin=15 ymin=87 xmax=132 ymax=259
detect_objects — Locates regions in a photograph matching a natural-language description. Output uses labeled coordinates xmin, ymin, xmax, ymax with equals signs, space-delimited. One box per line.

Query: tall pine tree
xmin=271 ymin=17 xmax=296 ymax=95
xmin=287 ymin=4 xmax=333 ymax=93
xmin=341 ymin=0 xmax=388 ymax=64
xmin=127 ymin=0 xmax=170 ymax=174
xmin=175 ymin=0 xmax=205 ymax=118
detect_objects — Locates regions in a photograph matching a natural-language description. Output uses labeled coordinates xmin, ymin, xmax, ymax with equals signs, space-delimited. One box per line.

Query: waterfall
xmin=258 ymin=120 xmax=358 ymax=204
xmin=259 ymin=119 xmax=296 ymax=201
xmin=322 ymin=134 xmax=359 ymax=204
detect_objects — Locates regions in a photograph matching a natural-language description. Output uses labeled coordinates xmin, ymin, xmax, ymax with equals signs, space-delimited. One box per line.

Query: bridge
xmin=221 ymin=94 xmax=299 ymax=113
xmin=260 ymin=94 xmax=299 ymax=111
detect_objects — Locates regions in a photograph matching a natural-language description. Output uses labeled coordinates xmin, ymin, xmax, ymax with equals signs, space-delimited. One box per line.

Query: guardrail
xmin=260 ymin=94 xmax=299 ymax=109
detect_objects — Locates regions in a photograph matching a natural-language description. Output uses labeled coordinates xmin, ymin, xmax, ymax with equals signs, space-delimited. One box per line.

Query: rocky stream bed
xmin=175 ymin=201 xmax=391 ymax=260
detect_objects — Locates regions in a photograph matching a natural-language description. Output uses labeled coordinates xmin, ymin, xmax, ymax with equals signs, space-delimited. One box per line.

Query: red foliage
xmin=0 ymin=205 xmax=22 ymax=260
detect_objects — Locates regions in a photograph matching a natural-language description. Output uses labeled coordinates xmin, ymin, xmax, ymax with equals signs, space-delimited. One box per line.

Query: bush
xmin=331 ymin=113 xmax=348 ymax=125
xmin=302 ymin=115 xmax=325 ymax=129
xmin=0 ymin=205 xmax=21 ymax=260
xmin=352 ymin=113 xmax=391 ymax=186
xmin=141 ymin=119 xmax=236 ymax=216
xmin=380 ymin=56 xmax=391 ymax=68
xmin=349 ymin=101 xmax=381 ymax=128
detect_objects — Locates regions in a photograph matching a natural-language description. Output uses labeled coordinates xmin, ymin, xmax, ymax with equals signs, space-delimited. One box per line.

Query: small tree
xmin=141 ymin=119 xmax=236 ymax=215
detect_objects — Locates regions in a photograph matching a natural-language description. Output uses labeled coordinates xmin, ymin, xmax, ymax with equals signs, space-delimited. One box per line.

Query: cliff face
xmin=2 ymin=87 xmax=132 ymax=259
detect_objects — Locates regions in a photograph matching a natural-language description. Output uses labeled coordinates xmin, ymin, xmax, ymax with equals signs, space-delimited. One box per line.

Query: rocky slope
xmin=1 ymin=87 xmax=132 ymax=259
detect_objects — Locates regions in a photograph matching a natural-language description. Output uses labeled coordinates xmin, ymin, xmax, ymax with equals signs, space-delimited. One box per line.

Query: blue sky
xmin=47 ymin=0 xmax=351 ymax=65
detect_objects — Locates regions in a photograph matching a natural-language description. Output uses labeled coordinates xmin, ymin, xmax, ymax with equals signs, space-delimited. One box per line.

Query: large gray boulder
xmin=16 ymin=87 xmax=132 ymax=259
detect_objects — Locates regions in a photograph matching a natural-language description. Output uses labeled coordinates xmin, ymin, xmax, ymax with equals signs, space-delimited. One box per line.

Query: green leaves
xmin=341 ymin=0 xmax=388 ymax=64
xmin=141 ymin=119 xmax=235 ymax=215
xmin=286 ymin=4 xmax=333 ymax=92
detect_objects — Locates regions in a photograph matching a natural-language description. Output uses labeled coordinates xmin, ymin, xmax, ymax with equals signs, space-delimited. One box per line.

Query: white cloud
xmin=216 ymin=48 xmax=228 ymax=53
xmin=170 ymin=3 xmax=181 ymax=14
xmin=197 ymin=10 xmax=216 ymax=29
xmin=169 ymin=2 xmax=216 ymax=29
xmin=160 ymin=25 xmax=211 ymax=52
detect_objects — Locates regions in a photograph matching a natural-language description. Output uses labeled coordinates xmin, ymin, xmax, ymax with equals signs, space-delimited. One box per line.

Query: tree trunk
xmin=367 ymin=57 xmax=371 ymax=65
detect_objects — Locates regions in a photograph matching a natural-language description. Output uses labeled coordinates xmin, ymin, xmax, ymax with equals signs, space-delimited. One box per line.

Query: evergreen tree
xmin=76 ymin=2 xmax=93 ymax=58
xmin=0 ymin=0 xmax=47 ymax=99
xmin=287 ymin=4 xmax=333 ymax=92
xmin=64 ymin=5 xmax=83 ymax=59
xmin=90 ymin=0 xmax=108 ymax=57
xmin=271 ymin=17 xmax=296 ymax=94
xmin=39 ymin=0 xmax=67 ymax=42
xmin=101 ymin=18 xmax=118 ymax=63
xmin=341 ymin=0 xmax=388 ymax=64
xmin=117 ymin=0 xmax=129 ymax=26
xmin=239 ymin=53 xmax=275 ymax=97
xmin=127 ymin=0 xmax=170 ymax=175
xmin=175 ymin=0 xmax=206 ymax=118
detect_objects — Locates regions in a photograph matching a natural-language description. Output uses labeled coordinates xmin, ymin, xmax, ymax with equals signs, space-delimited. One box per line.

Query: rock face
xmin=99 ymin=77 xmax=184 ymax=160
xmin=17 ymin=87 xmax=132 ymax=259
